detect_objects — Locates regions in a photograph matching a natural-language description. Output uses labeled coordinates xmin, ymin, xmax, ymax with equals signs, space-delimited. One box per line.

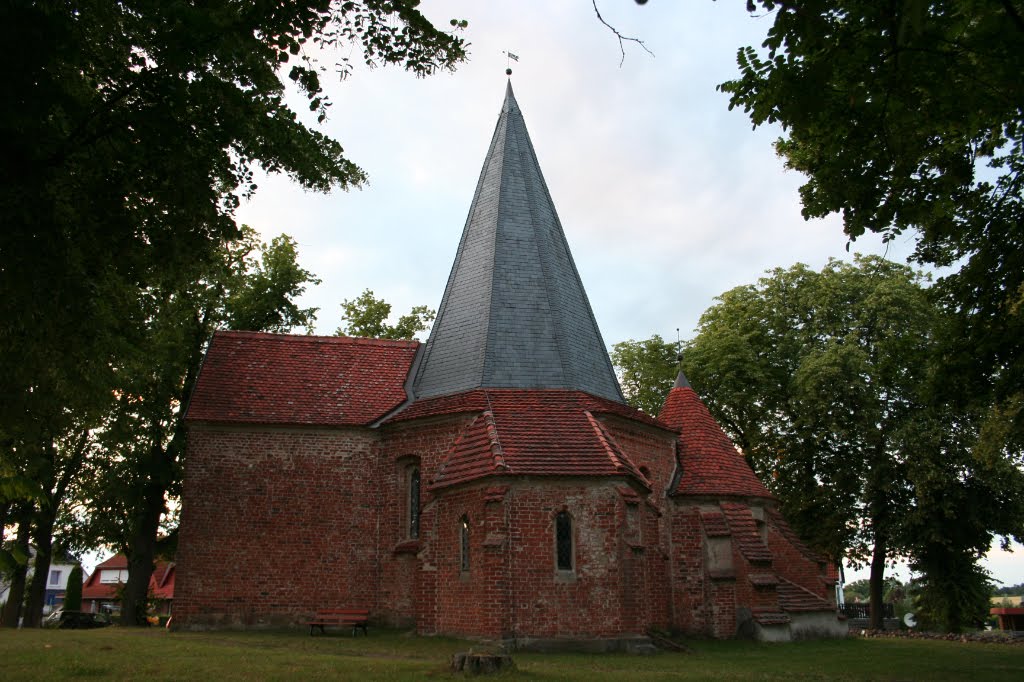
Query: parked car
xmin=43 ymin=610 xmax=112 ymax=629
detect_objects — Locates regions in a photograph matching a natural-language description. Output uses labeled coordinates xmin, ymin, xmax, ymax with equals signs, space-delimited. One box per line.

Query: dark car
xmin=43 ymin=610 xmax=112 ymax=629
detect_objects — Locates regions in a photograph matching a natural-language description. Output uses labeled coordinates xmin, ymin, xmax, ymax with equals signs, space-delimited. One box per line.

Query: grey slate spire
xmin=412 ymin=82 xmax=624 ymax=402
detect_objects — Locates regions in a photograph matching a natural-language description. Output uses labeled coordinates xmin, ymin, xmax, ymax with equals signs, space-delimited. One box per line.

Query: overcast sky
xmin=230 ymin=1 xmax=1020 ymax=586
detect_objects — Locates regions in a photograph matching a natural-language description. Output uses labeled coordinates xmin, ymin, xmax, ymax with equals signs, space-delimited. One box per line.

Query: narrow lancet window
xmin=408 ymin=467 xmax=420 ymax=539
xmin=556 ymin=511 xmax=573 ymax=572
xmin=460 ymin=516 xmax=470 ymax=573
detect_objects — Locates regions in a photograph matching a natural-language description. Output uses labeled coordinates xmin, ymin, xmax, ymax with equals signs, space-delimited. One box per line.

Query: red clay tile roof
xmin=82 ymin=583 xmax=118 ymax=601
xmin=151 ymin=562 xmax=175 ymax=600
xmin=659 ymin=386 xmax=772 ymax=499
xmin=700 ymin=511 xmax=731 ymax=537
xmin=721 ymin=502 xmax=773 ymax=565
xmin=82 ymin=555 xmax=175 ymax=601
xmin=431 ymin=411 xmax=509 ymax=486
xmin=777 ymin=577 xmax=833 ymax=612
xmin=419 ymin=390 xmax=651 ymax=489
xmin=94 ymin=554 xmax=127 ymax=570
xmin=186 ymin=331 xmax=419 ymax=427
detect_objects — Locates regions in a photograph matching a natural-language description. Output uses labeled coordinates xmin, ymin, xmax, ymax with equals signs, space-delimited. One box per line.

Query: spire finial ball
xmin=505 ymin=67 xmax=512 ymax=76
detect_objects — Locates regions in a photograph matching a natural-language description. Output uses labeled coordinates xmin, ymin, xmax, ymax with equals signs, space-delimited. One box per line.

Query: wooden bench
xmin=305 ymin=608 xmax=370 ymax=636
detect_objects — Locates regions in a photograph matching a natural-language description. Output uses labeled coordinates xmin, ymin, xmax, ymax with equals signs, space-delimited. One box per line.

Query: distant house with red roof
xmin=83 ymin=554 xmax=175 ymax=617
xmin=173 ymin=84 xmax=845 ymax=646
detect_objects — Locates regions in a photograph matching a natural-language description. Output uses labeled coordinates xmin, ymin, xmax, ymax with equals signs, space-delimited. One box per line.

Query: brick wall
xmin=599 ymin=417 xmax=676 ymax=497
xmin=174 ymin=425 xmax=382 ymax=628
xmin=669 ymin=504 xmax=712 ymax=635
xmin=175 ymin=413 xmax=832 ymax=641
xmin=429 ymin=486 xmax=508 ymax=637
xmin=375 ymin=416 xmax=475 ymax=628
xmin=503 ymin=481 xmax=626 ymax=638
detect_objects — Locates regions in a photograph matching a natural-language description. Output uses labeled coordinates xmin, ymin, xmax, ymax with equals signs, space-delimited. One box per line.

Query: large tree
xmin=64 ymin=228 xmax=320 ymax=626
xmin=720 ymin=0 xmax=1024 ymax=462
xmin=3 ymin=1 xmax=465 ymax=626
xmin=681 ymin=256 xmax=1024 ymax=630
xmin=0 ymin=0 xmax=466 ymax=543
xmin=336 ymin=289 xmax=436 ymax=341
xmin=20 ymin=428 xmax=94 ymax=627
xmin=610 ymin=335 xmax=679 ymax=416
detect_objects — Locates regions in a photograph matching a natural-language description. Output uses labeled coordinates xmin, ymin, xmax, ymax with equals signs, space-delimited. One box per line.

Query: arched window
xmin=459 ymin=516 xmax=470 ymax=573
xmin=408 ymin=466 xmax=420 ymax=539
xmin=555 ymin=511 xmax=574 ymax=572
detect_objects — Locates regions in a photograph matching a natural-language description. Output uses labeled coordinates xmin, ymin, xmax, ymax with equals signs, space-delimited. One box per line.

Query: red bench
xmin=306 ymin=608 xmax=370 ymax=636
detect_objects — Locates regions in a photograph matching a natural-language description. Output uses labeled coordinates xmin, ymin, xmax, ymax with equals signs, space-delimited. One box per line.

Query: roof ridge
xmin=430 ymin=410 xmax=502 ymax=489
xmin=214 ymin=329 xmax=420 ymax=348
xmin=584 ymin=410 xmax=625 ymax=471
xmin=481 ymin=402 xmax=509 ymax=472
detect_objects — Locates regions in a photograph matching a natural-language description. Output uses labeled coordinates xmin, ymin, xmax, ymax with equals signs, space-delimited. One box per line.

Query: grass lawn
xmin=1 ymin=627 xmax=1022 ymax=681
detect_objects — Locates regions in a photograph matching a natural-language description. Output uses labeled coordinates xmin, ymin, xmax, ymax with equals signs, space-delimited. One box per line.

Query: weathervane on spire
xmin=504 ymin=51 xmax=519 ymax=76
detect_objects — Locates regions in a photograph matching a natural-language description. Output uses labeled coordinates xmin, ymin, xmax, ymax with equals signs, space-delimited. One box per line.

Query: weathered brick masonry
xmin=175 ymin=426 xmax=382 ymax=627
xmin=174 ymin=83 xmax=845 ymax=644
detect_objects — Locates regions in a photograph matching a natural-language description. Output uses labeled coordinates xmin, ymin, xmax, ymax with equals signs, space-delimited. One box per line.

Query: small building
xmin=82 ymin=554 xmax=175 ymax=617
xmin=0 ymin=549 xmax=80 ymax=617
xmin=42 ymin=555 xmax=80 ymax=615
xmin=991 ymin=607 xmax=1024 ymax=631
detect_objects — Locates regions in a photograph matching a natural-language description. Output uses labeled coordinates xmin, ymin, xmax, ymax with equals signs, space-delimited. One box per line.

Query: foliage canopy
xmin=66 ymin=228 xmax=320 ymax=625
xmin=2 ymin=0 xmax=465 ymax=625
xmin=1 ymin=0 xmax=466 ymax=511
xmin=720 ymin=0 xmax=1024 ymax=457
xmin=681 ymin=255 xmax=1024 ymax=631
xmin=336 ymin=289 xmax=436 ymax=341
xmin=611 ymin=335 xmax=679 ymax=416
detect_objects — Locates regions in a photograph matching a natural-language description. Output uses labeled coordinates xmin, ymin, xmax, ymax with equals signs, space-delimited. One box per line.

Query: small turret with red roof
xmin=659 ymin=370 xmax=773 ymax=499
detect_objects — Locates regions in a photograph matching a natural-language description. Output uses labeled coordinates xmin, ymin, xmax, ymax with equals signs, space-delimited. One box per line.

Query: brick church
xmin=174 ymin=83 xmax=846 ymax=646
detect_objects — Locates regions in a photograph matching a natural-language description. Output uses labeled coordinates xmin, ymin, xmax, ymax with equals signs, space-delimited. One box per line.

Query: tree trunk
xmin=23 ymin=510 xmax=56 ymax=628
xmin=1 ymin=507 xmax=32 ymax=627
xmin=120 ymin=444 xmax=167 ymax=626
xmin=868 ymin=536 xmax=887 ymax=630
xmin=21 ymin=430 xmax=90 ymax=627
xmin=118 ymin=308 xmax=204 ymax=627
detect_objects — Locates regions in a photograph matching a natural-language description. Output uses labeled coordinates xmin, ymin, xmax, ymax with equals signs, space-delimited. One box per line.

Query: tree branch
xmin=591 ymin=0 xmax=654 ymax=67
